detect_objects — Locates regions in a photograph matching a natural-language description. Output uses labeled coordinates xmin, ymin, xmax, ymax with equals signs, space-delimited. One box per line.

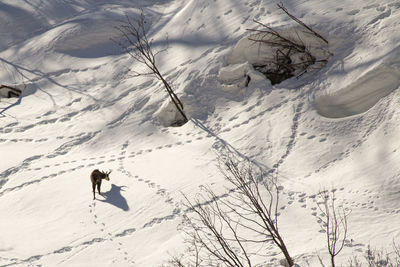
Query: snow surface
xmin=1 ymin=0 xmax=400 ymax=266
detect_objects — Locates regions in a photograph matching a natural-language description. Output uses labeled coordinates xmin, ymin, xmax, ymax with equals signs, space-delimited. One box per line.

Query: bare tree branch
xmin=115 ymin=11 xmax=188 ymax=126
xmin=277 ymin=2 xmax=329 ymax=44
xmin=172 ymin=153 xmax=294 ymax=267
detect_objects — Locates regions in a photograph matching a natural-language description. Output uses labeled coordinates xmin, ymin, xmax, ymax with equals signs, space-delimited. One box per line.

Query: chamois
xmin=90 ymin=169 xmax=111 ymax=200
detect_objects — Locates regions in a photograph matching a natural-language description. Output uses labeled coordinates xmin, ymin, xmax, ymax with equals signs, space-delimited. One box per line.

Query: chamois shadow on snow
xmin=99 ymin=184 xmax=129 ymax=211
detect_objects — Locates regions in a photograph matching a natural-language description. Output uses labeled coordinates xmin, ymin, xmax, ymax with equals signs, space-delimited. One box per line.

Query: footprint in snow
xmin=5 ymin=122 xmax=18 ymax=128
xmin=363 ymin=4 xmax=380 ymax=10
xmin=197 ymin=24 xmax=205 ymax=30
xmin=368 ymin=9 xmax=391 ymax=25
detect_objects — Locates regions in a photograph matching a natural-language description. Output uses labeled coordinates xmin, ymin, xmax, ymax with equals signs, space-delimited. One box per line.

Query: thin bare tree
xmin=173 ymin=153 xmax=294 ymax=266
xmin=115 ymin=11 xmax=188 ymax=126
xmin=316 ymin=190 xmax=351 ymax=267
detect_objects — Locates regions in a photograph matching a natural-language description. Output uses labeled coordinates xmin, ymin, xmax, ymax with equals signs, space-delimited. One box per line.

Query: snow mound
xmin=226 ymin=30 xmax=328 ymax=66
xmin=0 ymin=0 xmax=88 ymax=52
xmin=218 ymin=62 xmax=252 ymax=90
xmin=0 ymin=3 xmax=44 ymax=51
xmin=224 ymin=30 xmax=329 ymax=85
xmin=53 ymin=9 xmax=149 ymax=58
xmin=154 ymin=100 xmax=187 ymax=127
xmin=316 ymin=66 xmax=400 ymax=118
xmin=218 ymin=62 xmax=269 ymax=90
xmin=54 ymin=19 xmax=121 ymax=58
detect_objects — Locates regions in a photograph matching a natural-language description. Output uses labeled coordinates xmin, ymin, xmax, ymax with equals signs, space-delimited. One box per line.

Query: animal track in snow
xmin=222 ymin=96 xmax=300 ymax=132
xmin=0 ymin=132 xmax=92 ymax=149
xmin=271 ymin=103 xmax=303 ymax=173
xmin=310 ymin=111 xmax=387 ymax=177
xmin=224 ymin=9 xmax=232 ymax=15
xmin=0 ymin=163 xmax=90 ymax=197
xmin=4 ymin=122 xmax=19 ymax=128
xmin=119 ymin=162 xmax=177 ymax=208
xmin=363 ymin=4 xmax=379 ymax=10
xmin=229 ymin=115 xmax=239 ymax=121
xmin=2 ymin=113 xmax=78 ymax=134
xmin=13 ymin=193 xmax=140 ymax=265
xmin=1 ymin=129 xmax=218 ymax=258
xmin=2 ymin=150 xmax=123 ymax=195
xmin=89 ymin=202 xmax=135 ymax=264
xmin=142 ymin=207 xmax=181 ymax=228
xmin=368 ymin=9 xmax=391 ymax=25
xmin=347 ymin=9 xmax=360 ymax=15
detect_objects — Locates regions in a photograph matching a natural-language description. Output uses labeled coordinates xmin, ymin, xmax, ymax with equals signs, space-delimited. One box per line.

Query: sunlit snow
xmin=1 ymin=0 xmax=400 ymax=266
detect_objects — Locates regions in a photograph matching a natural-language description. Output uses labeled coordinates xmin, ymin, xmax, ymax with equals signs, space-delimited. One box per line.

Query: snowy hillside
xmin=1 ymin=0 xmax=400 ymax=266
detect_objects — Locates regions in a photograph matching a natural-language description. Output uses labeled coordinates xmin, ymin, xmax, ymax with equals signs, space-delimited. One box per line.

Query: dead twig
xmin=277 ymin=2 xmax=328 ymax=44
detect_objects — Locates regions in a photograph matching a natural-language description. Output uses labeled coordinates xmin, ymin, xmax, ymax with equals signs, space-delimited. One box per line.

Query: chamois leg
xmin=92 ymin=183 xmax=96 ymax=200
xmin=97 ymin=182 xmax=102 ymax=197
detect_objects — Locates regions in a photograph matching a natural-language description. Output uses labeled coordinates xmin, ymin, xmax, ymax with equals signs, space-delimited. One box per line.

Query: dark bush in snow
xmin=221 ymin=4 xmax=331 ymax=87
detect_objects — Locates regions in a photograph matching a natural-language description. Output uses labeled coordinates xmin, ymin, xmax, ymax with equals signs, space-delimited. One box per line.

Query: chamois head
xmin=102 ymin=170 xmax=111 ymax=181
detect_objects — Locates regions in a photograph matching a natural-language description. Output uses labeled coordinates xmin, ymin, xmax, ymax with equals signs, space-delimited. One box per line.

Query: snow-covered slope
xmin=1 ymin=0 xmax=400 ymax=266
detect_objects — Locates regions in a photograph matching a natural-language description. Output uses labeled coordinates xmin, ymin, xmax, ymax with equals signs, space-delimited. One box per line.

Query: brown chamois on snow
xmin=90 ymin=169 xmax=111 ymax=200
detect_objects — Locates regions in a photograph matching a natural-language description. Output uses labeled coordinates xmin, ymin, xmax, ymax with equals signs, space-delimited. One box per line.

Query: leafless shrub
xmin=316 ymin=190 xmax=351 ymax=267
xmin=115 ymin=11 xmax=188 ymax=126
xmin=364 ymin=243 xmax=400 ymax=267
xmin=247 ymin=3 xmax=330 ymax=85
xmin=347 ymin=255 xmax=363 ymax=267
xmin=347 ymin=242 xmax=400 ymax=267
xmin=169 ymin=153 xmax=294 ymax=267
xmin=162 ymin=239 xmax=203 ymax=267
